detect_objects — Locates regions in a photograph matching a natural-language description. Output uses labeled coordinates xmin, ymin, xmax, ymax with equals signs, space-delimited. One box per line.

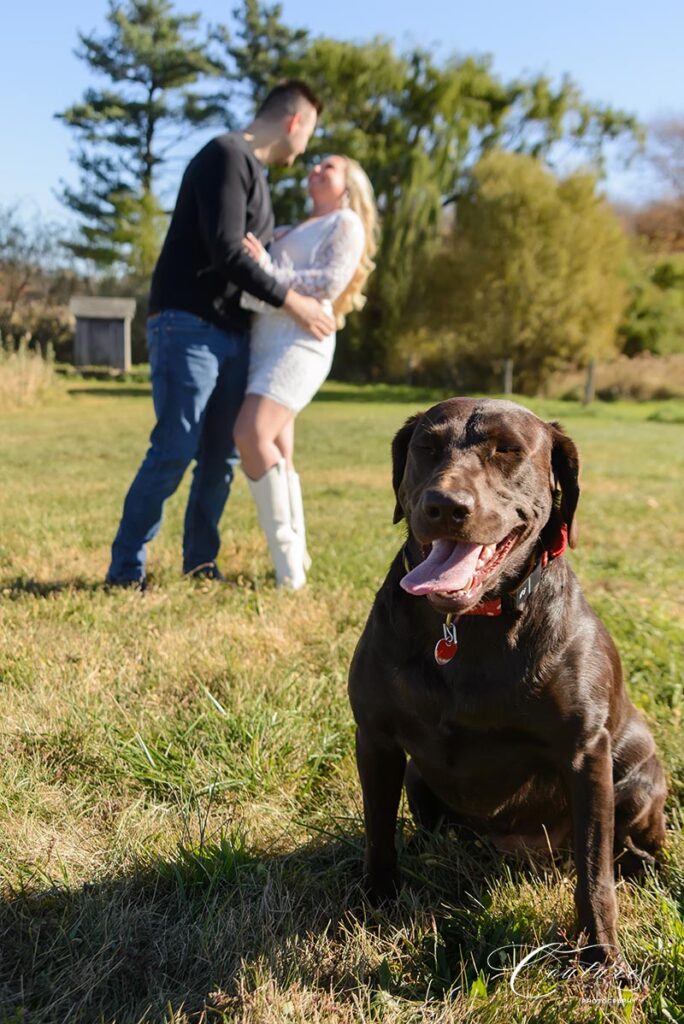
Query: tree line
xmin=2 ymin=0 xmax=683 ymax=390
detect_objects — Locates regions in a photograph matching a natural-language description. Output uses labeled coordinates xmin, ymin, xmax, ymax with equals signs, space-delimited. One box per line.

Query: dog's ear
xmin=548 ymin=422 xmax=580 ymax=548
xmin=391 ymin=412 xmax=424 ymax=524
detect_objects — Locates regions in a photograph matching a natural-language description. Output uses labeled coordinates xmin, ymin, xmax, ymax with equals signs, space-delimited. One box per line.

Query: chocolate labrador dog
xmin=348 ymin=398 xmax=666 ymax=964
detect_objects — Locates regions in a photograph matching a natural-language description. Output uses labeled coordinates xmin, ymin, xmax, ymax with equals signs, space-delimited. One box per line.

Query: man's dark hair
xmin=255 ymin=79 xmax=323 ymax=120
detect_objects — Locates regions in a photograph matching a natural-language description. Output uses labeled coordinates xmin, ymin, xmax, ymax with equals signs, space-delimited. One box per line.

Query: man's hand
xmin=283 ymin=290 xmax=335 ymax=340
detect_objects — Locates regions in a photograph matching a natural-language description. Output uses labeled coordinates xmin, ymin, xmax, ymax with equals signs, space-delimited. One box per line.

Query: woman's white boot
xmin=246 ymin=459 xmax=306 ymax=590
xmin=286 ymin=468 xmax=312 ymax=572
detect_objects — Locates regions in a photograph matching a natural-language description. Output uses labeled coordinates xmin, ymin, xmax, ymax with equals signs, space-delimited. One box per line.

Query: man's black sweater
xmin=149 ymin=133 xmax=289 ymax=332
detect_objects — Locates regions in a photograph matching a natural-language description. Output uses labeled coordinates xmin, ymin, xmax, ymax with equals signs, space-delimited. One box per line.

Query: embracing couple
xmin=106 ymin=80 xmax=377 ymax=591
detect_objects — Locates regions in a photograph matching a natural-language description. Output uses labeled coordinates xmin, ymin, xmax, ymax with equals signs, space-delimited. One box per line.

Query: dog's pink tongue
xmin=400 ymin=540 xmax=483 ymax=596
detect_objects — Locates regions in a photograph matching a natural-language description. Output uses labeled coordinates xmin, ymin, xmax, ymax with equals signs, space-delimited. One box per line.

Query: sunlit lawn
xmin=0 ymin=380 xmax=682 ymax=1023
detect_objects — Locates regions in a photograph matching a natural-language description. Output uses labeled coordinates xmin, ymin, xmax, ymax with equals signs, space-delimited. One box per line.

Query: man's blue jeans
xmin=108 ymin=309 xmax=249 ymax=582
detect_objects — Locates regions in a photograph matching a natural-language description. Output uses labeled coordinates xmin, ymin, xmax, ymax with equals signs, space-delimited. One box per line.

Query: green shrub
xmin=0 ymin=303 xmax=74 ymax=361
xmin=619 ymin=255 xmax=684 ymax=356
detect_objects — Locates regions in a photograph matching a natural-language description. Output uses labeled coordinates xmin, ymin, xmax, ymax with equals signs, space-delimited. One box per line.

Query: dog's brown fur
xmin=348 ymin=398 xmax=666 ymax=963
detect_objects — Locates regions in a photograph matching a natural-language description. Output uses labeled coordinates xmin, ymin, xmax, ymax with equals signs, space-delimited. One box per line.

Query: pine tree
xmin=221 ymin=0 xmax=310 ymax=227
xmin=57 ymin=0 xmax=227 ymax=272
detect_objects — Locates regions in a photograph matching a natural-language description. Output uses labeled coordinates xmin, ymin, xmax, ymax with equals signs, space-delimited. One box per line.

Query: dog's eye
xmin=486 ymin=444 xmax=522 ymax=460
xmin=414 ymin=440 xmax=440 ymax=456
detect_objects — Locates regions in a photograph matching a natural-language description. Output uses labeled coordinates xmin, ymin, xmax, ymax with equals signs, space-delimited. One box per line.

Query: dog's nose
xmin=422 ymin=489 xmax=475 ymax=523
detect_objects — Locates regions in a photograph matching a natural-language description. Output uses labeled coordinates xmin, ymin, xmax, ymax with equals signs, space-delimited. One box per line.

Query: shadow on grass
xmin=0 ymin=576 xmax=108 ymax=598
xmin=66 ymin=381 xmax=455 ymax=405
xmin=0 ymin=824 xmax=577 ymax=1023
xmin=1 ymin=574 xmax=260 ymax=601
xmin=63 ymin=381 xmax=450 ymax=405
xmin=65 ymin=382 xmax=446 ymax=405
xmin=67 ymin=386 xmax=152 ymax=398
xmin=314 ymin=384 xmax=454 ymax=405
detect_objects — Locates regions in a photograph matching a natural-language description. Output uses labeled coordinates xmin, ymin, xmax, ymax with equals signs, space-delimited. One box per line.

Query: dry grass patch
xmin=547 ymin=352 xmax=684 ymax=402
xmin=0 ymin=340 xmax=60 ymax=408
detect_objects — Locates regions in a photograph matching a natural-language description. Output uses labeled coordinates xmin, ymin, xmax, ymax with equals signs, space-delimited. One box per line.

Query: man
xmin=107 ymin=80 xmax=332 ymax=588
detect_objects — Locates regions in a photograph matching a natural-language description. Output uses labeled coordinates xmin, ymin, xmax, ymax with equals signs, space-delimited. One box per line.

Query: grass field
xmin=0 ymin=380 xmax=683 ymax=1023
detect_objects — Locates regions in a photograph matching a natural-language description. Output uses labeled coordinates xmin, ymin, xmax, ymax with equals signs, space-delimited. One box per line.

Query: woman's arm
xmin=240 ymin=211 xmax=365 ymax=313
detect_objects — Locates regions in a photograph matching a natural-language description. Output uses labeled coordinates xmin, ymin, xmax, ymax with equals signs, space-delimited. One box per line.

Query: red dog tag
xmin=435 ymin=618 xmax=458 ymax=665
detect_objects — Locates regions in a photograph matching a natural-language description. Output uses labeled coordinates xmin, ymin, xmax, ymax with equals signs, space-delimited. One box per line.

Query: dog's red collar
xmin=493 ymin=522 xmax=568 ymax=615
xmin=401 ymin=525 xmax=569 ymax=664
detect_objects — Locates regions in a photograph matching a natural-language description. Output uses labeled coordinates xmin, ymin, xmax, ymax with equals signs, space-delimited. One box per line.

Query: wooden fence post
xmin=583 ymin=359 xmax=596 ymax=404
xmin=503 ymin=358 xmax=513 ymax=395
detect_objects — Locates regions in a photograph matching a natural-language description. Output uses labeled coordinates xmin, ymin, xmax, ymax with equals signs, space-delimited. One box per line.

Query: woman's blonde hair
xmin=332 ymin=157 xmax=379 ymax=328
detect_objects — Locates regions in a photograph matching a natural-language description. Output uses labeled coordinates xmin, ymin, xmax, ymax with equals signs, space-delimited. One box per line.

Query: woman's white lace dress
xmin=240 ymin=208 xmax=365 ymax=413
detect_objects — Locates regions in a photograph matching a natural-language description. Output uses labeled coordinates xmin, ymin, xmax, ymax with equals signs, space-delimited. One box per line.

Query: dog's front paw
xmin=577 ymin=946 xmax=647 ymax=995
xmin=578 ymin=943 xmax=642 ymax=988
xmin=578 ymin=940 xmax=617 ymax=967
xmin=364 ymin=864 xmax=401 ymax=905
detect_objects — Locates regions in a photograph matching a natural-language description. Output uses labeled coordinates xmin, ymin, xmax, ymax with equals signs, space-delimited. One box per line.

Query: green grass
xmin=0 ymin=381 xmax=683 ymax=1023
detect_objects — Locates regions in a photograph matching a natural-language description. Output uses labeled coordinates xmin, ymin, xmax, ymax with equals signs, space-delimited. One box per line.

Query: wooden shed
xmin=69 ymin=296 xmax=136 ymax=371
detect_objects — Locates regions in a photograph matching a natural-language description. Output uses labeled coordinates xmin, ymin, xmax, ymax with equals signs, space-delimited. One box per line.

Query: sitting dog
xmin=348 ymin=398 xmax=666 ymax=963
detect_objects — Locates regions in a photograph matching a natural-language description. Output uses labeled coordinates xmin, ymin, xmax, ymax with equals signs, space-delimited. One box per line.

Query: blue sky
xmin=2 ymin=0 xmax=681 ymax=223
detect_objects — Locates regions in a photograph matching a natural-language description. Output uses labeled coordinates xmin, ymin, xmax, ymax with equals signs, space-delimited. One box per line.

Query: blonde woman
xmin=234 ymin=155 xmax=378 ymax=589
